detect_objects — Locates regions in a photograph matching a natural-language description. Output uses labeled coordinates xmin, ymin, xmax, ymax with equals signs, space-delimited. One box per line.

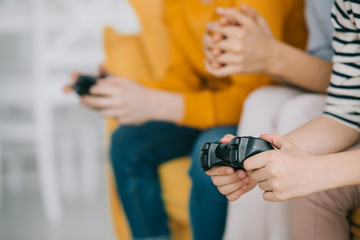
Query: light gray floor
xmin=0 ymin=168 xmax=116 ymax=240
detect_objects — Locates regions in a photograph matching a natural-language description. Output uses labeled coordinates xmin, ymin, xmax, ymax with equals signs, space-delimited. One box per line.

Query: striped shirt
xmin=324 ymin=0 xmax=360 ymax=131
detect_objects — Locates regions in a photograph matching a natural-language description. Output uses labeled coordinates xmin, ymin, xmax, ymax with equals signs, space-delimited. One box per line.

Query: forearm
xmin=313 ymin=150 xmax=360 ymax=192
xmin=267 ymin=39 xmax=332 ymax=93
xmin=285 ymin=116 xmax=360 ymax=155
xmin=150 ymin=88 xmax=185 ymax=124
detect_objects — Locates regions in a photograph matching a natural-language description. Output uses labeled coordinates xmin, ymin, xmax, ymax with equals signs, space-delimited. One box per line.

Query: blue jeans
xmin=110 ymin=121 xmax=236 ymax=240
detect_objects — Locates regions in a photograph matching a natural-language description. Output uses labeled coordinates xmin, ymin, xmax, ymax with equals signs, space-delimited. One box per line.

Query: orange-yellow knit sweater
xmin=104 ymin=0 xmax=307 ymax=129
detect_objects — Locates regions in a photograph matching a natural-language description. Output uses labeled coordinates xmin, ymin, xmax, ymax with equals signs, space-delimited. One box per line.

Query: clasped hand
xmin=203 ymin=5 xmax=275 ymax=77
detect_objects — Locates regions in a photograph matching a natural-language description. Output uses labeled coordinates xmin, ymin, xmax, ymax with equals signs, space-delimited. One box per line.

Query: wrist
xmin=320 ymin=151 xmax=360 ymax=189
xmin=309 ymin=155 xmax=335 ymax=193
xmin=150 ymin=89 xmax=184 ymax=123
xmin=310 ymin=154 xmax=348 ymax=193
xmin=264 ymin=39 xmax=286 ymax=77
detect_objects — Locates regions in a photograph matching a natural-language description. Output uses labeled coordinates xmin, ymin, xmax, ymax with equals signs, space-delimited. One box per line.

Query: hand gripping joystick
xmin=74 ymin=74 xmax=106 ymax=96
xmin=200 ymin=136 xmax=274 ymax=171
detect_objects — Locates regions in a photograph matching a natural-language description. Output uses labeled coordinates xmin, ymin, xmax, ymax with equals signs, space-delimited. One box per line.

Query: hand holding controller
xmin=200 ymin=136 xmax=274 ymax=171
xmin=73 ymin=74 xmax=106 ymax=96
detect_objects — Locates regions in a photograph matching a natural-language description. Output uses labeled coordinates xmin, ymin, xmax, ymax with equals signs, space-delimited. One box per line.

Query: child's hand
xmin=205 ymin=166 xmax=255 ymax=201
xmin=220 ymin=134 xmax=236 ymax=143
xmin=205 ymin=133 xmax=257 ymax=201
xmin=245 ymin=134 xmax=318 ymax=201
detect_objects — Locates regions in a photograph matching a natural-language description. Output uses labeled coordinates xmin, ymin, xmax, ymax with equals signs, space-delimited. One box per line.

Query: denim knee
xmin=110 ymin=125 xmax=143 ymax=177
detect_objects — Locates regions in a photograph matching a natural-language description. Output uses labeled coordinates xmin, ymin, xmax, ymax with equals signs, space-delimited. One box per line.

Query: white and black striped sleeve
xmin=324 ymin=0 xmax=360 ymax=131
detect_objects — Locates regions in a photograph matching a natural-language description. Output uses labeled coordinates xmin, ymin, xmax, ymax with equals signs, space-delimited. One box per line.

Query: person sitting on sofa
xmin=64 ymin=0 xmax=307 ymax=239
xmin=206 ymin=1 xmax=360 ymax=239
xmin=203 ymin=1 xmax=333 ymax=239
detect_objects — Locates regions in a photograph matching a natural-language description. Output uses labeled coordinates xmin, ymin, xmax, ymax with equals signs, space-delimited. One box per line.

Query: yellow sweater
xmin=104 ymin=0 xmax=307 ymax=129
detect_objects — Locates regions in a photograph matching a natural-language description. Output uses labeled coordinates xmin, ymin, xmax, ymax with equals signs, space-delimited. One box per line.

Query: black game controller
xmin=200 ymin=136 xmax=274 ymax=171
xmin=73 ymin=74 xmax=106 ymax=96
